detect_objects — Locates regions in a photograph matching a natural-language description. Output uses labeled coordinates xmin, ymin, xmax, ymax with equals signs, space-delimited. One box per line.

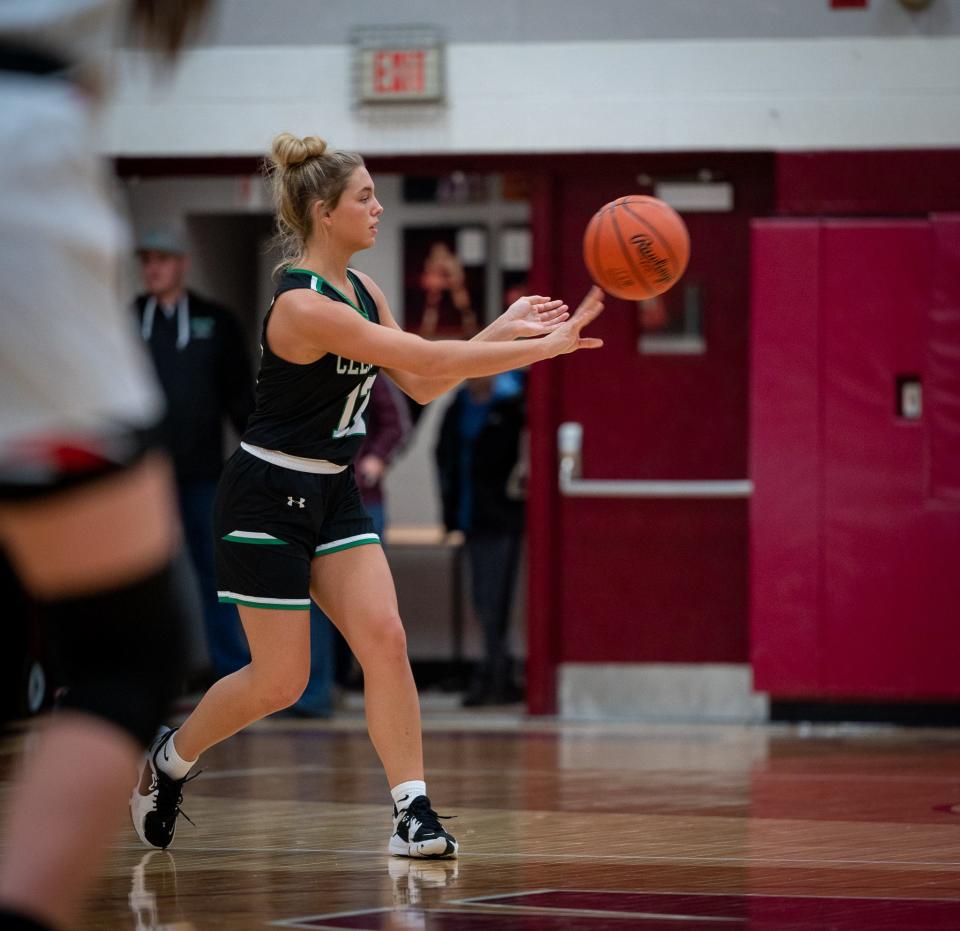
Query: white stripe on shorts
xmin=314 ymin=533 xmax=381 ymax=555
xmin=217 ymin=591 xmax=310 ymax=608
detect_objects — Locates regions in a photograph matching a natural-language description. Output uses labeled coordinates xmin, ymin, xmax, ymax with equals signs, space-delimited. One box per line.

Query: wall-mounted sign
xmin=352 ymin=26 xmax=445 ymax=105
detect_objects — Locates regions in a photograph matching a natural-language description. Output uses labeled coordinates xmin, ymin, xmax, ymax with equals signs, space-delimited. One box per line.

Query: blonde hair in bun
xmin=270 ymin=133 xmax=328 ymax=168
xmin=266 ymin=132 xmax=365 ymax=270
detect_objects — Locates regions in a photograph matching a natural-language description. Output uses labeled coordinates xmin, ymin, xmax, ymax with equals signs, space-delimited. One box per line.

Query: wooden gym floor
xmin=3 ymin=703 xmax=960 ymax=930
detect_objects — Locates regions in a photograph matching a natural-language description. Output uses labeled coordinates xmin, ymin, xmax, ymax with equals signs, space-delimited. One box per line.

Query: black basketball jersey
xmin=241 ymin=268 xmax=381 ymax=465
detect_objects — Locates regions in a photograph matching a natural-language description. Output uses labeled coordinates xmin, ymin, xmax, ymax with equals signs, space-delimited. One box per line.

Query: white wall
xmin=103 ymin=37 xmax=960 ymax=156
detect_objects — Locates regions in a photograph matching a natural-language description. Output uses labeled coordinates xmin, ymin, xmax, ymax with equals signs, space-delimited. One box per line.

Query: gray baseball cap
xmin=136 ymin=228 xmax=187 ymax=255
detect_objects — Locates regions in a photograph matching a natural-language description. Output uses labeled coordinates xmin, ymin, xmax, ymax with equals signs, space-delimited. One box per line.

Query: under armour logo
xmin=287 ymin=496 xmax=306 ymax=508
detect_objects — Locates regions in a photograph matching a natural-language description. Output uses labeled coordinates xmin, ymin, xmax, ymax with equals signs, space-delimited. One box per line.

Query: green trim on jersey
xmin=314 ymin=533 xmax=381 ymax=556
xmin=287 ymin=267 xmax=368 ymax=319
xmin=222 ymin=530 xmax=288 ymax=545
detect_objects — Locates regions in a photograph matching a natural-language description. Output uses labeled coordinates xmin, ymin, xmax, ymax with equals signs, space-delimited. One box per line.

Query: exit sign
xmin=830 ymin=0 xmax=869 ymax=7
xmin=353 ymin=27 xmax=445 ymax=105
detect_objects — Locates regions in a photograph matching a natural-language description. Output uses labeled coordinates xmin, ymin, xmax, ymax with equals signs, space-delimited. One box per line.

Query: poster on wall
xmin=403 ymin=225 xmax=487 ymax=337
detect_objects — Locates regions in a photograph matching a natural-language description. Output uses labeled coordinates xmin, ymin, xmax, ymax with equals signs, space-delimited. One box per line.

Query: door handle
xmin=557 ymin=422 xmax=753 ymax=499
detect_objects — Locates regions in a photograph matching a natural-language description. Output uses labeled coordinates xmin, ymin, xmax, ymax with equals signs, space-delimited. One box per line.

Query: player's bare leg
xmin=131 ymin=606 xmax=311 ymax=849
xmin=312 ymin=544 xmax=457 ymax=858
xmin=174 ymin=607 xmax=311 ymax=761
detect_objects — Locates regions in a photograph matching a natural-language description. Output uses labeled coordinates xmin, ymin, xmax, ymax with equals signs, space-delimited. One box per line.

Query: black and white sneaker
xmin=130 ymin=726 xmax=195 ymax=849
xmin=388 ymin=795 xmax=458 ymax=859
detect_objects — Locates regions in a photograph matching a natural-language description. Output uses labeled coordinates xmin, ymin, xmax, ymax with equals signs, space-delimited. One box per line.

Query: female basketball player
xmin=131 ymin=132 xmax=604 ymax=859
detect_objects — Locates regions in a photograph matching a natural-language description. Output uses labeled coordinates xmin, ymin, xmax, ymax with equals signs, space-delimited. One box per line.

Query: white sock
xmin=391 ymin=780 xmax=426 ymax=811
xmin=155 ymin=732 xmax=196 ymax=780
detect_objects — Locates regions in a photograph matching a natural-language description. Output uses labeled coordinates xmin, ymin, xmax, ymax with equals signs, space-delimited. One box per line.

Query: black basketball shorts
xmin=213 ymin=448 xmax=380 ymax=611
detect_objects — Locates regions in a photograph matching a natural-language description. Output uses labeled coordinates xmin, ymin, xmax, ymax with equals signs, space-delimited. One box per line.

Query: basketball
xmin=582 ymin=195 xmax=690 ymax=300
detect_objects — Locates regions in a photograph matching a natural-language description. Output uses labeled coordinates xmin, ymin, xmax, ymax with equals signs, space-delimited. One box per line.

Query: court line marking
xmin=270 ymin=904 xmax=392 ymax=929
xmin=113 ymin=844 xmax=960 ymax=868
xmin=463 ymin=903 xmax=739 ymax=922
xmin=267 ymin=887 xmax=960 ymax=930
xmin=243 ymin=719 xmax=960 ymax=744
xmin=454 ymin=887 xmax=960 ymax=905
xmin=197 ymin=763 xmax=960 ymax=784
xmin=268 ymin=904 xmax=740 ymax=930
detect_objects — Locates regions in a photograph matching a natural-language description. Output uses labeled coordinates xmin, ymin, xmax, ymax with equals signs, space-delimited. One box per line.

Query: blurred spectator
xmin=435 ymin=371 xmax=527 ymax=706
xmin=404 ymin=240 xmax=481 ymax=428
xmin=293 ymin=376 xmax=412 ymax=713
xmin=356 ymin=377 xmax=413 ymax=537
xmin=418 ymin=242 xmax=478 ymax=340
xmin=134 ymin=230 xmax=255 ymax=680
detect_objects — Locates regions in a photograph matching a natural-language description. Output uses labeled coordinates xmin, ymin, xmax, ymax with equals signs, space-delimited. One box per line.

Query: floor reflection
xmin=129 ymin=849 xmax=194 ymax=931
xmin=389 ymin=858 xmax=460 ymax=910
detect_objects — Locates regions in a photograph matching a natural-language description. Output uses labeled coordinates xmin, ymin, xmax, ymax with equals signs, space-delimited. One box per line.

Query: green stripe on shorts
xmin=222 ymin=530 xmax=287 ymax=545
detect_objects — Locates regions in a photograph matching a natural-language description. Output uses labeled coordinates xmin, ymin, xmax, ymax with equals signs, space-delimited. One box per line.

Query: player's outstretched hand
xmin=499 ymin=295 xmax=570 ymax=339
xmin=543 ymin=286 xmax=605 ymax=357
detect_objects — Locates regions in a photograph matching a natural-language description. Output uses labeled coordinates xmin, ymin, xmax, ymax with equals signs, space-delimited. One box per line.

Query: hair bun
xmin=270 ymin=132 xmax=328 ymax=169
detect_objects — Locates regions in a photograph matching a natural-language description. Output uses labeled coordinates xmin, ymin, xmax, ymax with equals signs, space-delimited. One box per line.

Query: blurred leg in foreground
xmin=0 ymin=454 xmax=186 ymax=930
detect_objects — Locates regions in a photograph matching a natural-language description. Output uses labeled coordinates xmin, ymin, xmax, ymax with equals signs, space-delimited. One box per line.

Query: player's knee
xmin=355 ymin=611 xmax=407 ymax=667
xmin=258 ymin=679 xmax=307 ymax=714
xmin=250 ymin=659 xmax=311 ymax=713
xmin=274 ymin=664 xmax=311 ymax=710
xmin=38 ymin=559 xmax=188 ymax=748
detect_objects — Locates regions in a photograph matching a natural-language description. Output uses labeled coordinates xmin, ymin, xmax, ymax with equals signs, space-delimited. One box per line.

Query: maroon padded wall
xmin=748 ymin=222 xmax=822 ymax=694
xmin=751 ymin=217 xmax=960 ymax=699
xmin=929 ymin=216 xmax=960 ymax=506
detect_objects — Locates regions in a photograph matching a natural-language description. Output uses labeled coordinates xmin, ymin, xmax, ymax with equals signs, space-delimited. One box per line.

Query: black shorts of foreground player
xmin=131 ymin=131 xmax=604 ymax=859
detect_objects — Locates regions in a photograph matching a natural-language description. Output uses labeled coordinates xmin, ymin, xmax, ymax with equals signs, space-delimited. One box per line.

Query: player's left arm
xmin=351 ymin=269 xmax=570 ymax=405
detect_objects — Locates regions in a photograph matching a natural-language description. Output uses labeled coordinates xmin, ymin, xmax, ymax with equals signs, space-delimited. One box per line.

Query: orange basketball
xmin=582 ymin=195 xmax=690 ymax=300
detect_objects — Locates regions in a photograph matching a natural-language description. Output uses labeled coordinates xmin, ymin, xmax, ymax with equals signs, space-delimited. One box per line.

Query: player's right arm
xmin=268 ymin=287 xmax=604 ymax=394
xmin=350 ymin=270 xmax=594 ymax=403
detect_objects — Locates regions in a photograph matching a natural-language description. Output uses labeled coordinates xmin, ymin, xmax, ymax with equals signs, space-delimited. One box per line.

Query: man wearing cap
xmin=134 ymin=229 xmax=254 ymax=681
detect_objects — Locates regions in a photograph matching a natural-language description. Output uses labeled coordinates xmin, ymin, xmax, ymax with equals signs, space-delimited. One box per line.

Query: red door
xmin=526 ymin=158 xmax=770 ymax=713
